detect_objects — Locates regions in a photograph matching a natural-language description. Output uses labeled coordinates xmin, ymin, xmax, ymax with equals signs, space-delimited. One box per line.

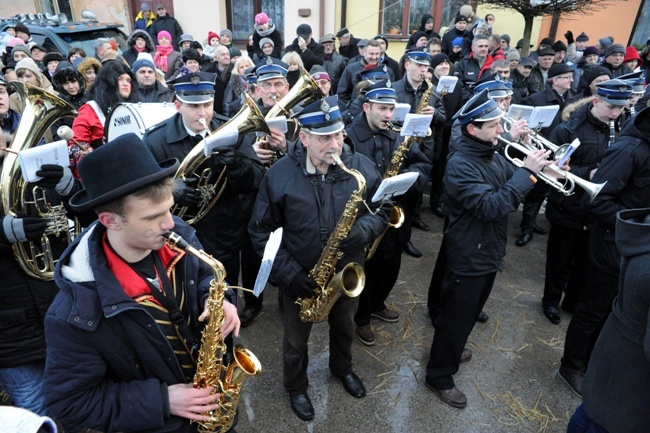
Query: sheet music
xmin=528 ymin=105 xmax=559 ymax=128
xmin=557 ymin=138 xmax=580 ymax=168
xmin=507 ymin=104 xmax=534 ymax=121
xmin=436 ymin=76 xmax=458 ymax=94
xmin=19 ymin=140 xmax=69 ymax=183
xmin=253 ymin=228 xmax=283 ymax=297
xmin=266 ymin=116 xmax=288 ymax=134
xmin=391 ymin=103 xmax=411 ymax=124
xmin=371 ymin=172 xmax=419 ymax=203
xmin=203 ymin=128 xmax=239 ymax=156
xmin=400 ymin=113 xmax=433 ymax=137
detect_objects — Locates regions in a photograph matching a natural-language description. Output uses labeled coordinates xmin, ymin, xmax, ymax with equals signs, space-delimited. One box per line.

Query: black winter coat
xmin=138 ymin=81 xmax=173 ymax=103
xmin=547 ymin=103 xmax=610 ymax=230
xmin=339 ymin=36 xmax=361 ymax=61
xmin=147 ymin=13 xmax=184 ymax=50
xmin=252 ymin=23 xmax=283 ymax=59
xmin=285 ymin=38 xmax=325 ymax=72
xmin=443 ymin=134 xmax=536 ymax=275
xmin=511 ymin=68 xmax=540 ymax=105
xmin=143 ymin=113 xmax=265 ymax=263
xmin=249 ymin=141 xmax=390 ymax=293
xmin=337 ymin=60 xmax=395 ymax=109
xmin=441 ymin=28 xmax=468 ymax=55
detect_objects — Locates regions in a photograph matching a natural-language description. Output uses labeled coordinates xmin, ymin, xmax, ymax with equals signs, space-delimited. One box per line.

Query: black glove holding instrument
xmin=211 ymin=146 xmax=239 ymax=167
xmin=287 ymin=269 xmax=318 ymax=298
xmin=34 ymin=164 xmax=76 ymax=196
xmin=0 ymin=214 xmax=47 ymax=245
xmin=173 ymin=177 xmax=202 ymax=207
xmin=339 ymin=224 xmax=366 ymax=254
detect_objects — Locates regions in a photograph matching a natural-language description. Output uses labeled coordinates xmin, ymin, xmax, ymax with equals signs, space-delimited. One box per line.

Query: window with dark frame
xmin=226 ymin=0 xmax=284 ymax=43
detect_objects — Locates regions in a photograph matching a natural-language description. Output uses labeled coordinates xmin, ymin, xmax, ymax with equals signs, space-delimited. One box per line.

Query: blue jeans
xmin=567 ymin=403 xmax=609 ymax=433
xmin=0 ymin=360 xmax=47 ymax=416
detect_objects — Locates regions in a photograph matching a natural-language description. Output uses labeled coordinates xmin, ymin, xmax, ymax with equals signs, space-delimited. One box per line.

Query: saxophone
xmin=365 ymin=77 xmax=433 ymax=259
xmin=163 ymin=232 xmax=262 ymax=433
xmin=296 ymin=153 xmax=367 ymax=323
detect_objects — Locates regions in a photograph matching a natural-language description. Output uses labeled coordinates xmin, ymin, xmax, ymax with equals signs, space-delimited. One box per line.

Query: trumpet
xmin=502 ymin=117 xmax=571 ymax=160
xmin=497 ymin=136 xmax=606 ymax=202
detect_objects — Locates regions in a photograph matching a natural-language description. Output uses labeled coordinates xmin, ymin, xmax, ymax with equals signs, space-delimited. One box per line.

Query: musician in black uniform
xmin=249 ymin=96 xmax=390 ymax=421
xmin=542 ymin=79 xmax=632 ymax=325
xmin=143 ymin=72 xmax=265 ymax=285
xmin=345 ymin=80 xmax=431 ymax=346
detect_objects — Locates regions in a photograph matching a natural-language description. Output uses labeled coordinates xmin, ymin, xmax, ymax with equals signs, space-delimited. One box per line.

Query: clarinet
xmin=608 ymin=119 xmax=615 ymax=146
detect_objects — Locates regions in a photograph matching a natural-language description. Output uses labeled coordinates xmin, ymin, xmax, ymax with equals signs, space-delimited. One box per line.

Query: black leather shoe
xmin=432 ymin=205 xmax=445 ymax=218
xmin=335 ymin=372 xmax=366 ymax=398
xmin=558 ymin=367 xmax=583 ymax=397
xmin=544 ymin=306 xmax=561 ymax=324
xmin=289 ymin=393 xmax=314 ymax=421
xmin=477 ymin=311 xmax=489 ymax=322
xmin=515 ymin=232 xmax=533 ymax=247
xmin=412 ymin=218 xmax=430 ymax=231
xmin=425 ymin=380 xmax=467 ymax=408
xmin=239 ymin=304 xmax=263 ymax=328
xmin=403 ymin=242 xmax=423 ymax=258
xmin=533 ymin=224 xmax=548 ymax=235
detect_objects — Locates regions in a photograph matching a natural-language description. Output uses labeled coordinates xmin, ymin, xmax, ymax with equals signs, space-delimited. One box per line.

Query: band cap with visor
xmin=404 ymin=49 xmax=431 ymax=66
xmin=295 ymin=95 xmax=345 ymax=135
xmin=168 ymin=72 xmax=216 ymax=103
xmin=595 ymin=79 xmax=634 ymax=106
xmin=364 ymin=79 xmax=397 ymax=104
xmin=455 ymin=89 xmax=504 ymax=125
xmin=254 ymin=58 xmax=289 ymax=82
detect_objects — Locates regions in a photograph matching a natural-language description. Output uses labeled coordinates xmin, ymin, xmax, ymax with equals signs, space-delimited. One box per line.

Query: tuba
xmin=172 ymin=92 xmax=270 ymax=224
xmin=296 ymin=154 xmax=367 ymax=323
xmin=163 ymin=232 xmax=261 ymax=433
xmin=0 ymin=82 xmax=78 ymax=280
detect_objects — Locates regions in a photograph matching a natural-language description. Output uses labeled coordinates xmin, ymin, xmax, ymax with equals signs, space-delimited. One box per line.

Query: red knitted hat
xmin=208 ymin=31 xmax=220 ymax=42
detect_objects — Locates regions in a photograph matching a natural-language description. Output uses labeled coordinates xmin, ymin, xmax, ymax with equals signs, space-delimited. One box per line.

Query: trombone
xmin=497 ymin=136 xmax=606 ymax=202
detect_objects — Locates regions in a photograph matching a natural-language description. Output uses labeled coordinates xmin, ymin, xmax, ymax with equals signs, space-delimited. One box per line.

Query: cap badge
xmin=190 ymin=75 xmax=200 ymax=85
xmin=266 ymin=57 xmax=274 ymax=65
xmin=321 ymin=99 xmax=330 ymax=121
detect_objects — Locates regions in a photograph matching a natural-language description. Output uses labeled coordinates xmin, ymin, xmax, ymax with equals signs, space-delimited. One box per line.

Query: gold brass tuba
xmin=163 ymin=232 xmax=261 ymax=433
xmin=172 ymin=92 xmax=270 ymax=224
xmin=296 ymin=154 xmax=367 ymax=323
xmin=0 ymin=81 xmax=78 ymax=280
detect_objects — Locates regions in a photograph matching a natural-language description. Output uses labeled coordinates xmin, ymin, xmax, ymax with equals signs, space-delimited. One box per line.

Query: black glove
xmin=211 ymin=147 xmax=239 ymax=167
xmin=287 ymin=269 xmax=318 ymax=298
xmin=34 ymin=164 xmax=75 ymax=196
xmin=0 ymin=214 xmax=47 ymax=245
xmin=339 ymin=225 xmax=365 ymax=254
xmin=173 ymin=178 xmax=202 ymax=207
xmin=565 ymin=30 xmax=574 ymax=45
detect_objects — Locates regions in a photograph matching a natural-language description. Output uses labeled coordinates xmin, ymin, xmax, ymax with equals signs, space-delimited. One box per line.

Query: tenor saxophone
xmin=296 ymin=154 xmax=367 ymax=323
xmin=163 ymin=232 xmax=262 ymax=433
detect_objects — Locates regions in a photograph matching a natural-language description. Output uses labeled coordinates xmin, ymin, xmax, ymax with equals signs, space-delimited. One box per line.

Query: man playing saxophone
xmin=43 ymin=133 xmax=241 ymax=432
xmin=344 ymin=80 xmax=431 ymax=346
xmin=249 ymin=95 xmax=390 ymax=421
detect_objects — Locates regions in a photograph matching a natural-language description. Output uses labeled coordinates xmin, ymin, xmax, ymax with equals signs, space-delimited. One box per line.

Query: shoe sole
xmin=460 ymin=352 xmax=472 ymax=364
xmin=370 ymin=312 xmax=399 ymax=323
xmin=425 ymin=381 xmax=467 ymax=408
xmin=356 ymin=334 xmax=375 ymax=346
xmin=556 ymin=369 xmax=582 ymax=397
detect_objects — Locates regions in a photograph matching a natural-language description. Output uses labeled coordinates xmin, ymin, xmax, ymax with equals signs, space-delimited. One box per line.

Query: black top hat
xmin=69 ymin=133 xmax=179 ymax=212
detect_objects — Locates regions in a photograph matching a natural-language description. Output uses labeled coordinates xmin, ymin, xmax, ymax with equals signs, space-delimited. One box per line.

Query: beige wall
xmin=172 ymin=0 xmax=226 ymax=46
xmin=476 ymin=5 xmax=544 ymax=48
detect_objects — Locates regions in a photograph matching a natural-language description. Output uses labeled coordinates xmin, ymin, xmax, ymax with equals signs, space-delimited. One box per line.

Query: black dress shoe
xmin=412 ymin=218 xmax=430 ymax=231
xmin=432 ymin=205 xmax=445 ymax=218
xmin=544 ymin=306 xmax=561 ymax=324
xmin=515 ymin=232 xmax=533 ymax=247
xmin=335 ymin=372 xmax=366 ymax=398
xmin=558 ymin=367 xmax=583 ymax=397
xmin=289 ymin=393 xmax=314 ymax=421
xmin=477 ymin=311 xmax=489 ymax=322
xmin=532 ymin=224 xmax=548 ymax=235
xmin=403 ymin=242 xmax=423 ymax=258
xmin=239 ymin=304 xmax=263 ymax=328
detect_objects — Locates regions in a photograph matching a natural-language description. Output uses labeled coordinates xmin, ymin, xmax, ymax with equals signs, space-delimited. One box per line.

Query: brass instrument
xmin=296 ymin=153 xmax=367 ymax=323
xmin=0 ymin=81 xmax=78 ymax=280
xmin=502 ymin=117 xmax=571 ymax=159
xmin=172 ymin=93 xmax=270 ymax=224
xmin=498 ymin=136 xmax=606 ymax=201
xmin=163 ymin=232 xmax=261 ymax=433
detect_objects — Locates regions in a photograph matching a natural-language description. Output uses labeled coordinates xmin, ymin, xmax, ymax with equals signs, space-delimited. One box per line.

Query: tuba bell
xmin=0 ymin=81 xmax=79 ymax=280
xmin=172 ymin=92 xmax=270 ymax=224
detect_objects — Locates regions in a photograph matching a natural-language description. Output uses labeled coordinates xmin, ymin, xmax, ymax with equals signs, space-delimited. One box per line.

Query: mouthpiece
xmin=163 ymin=232 xmax=190 ymax=250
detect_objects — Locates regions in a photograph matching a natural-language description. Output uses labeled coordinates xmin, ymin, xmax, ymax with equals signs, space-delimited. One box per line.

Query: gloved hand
xmin=173 ymin=178 xmax=202 ymax=207
xmin=287 ymin=269 xmax=318 ymax=298
xmin=211 ymin=147 xmax=239 ymax=167
xmin=565 ymin=30 xmax=574 ymax=45
xmin=34 ymin=164 xmax=75 ymax=196
xmin=339 ymin=225 xmax=365 ymax=254
xmin=0 ymin=214 xmax=47 ymax=245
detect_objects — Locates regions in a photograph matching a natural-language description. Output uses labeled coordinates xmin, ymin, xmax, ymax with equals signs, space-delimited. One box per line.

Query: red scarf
xmin=102 ymin=232 xmax=184 ymax=304
xmin=134 ymin=45 xmax=147 ymax=53
xmin=154 ymin=45 xmax=173 ymax=72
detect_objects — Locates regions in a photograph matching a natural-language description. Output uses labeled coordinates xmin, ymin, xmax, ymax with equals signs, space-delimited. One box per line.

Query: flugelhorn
xmin=497 ymin=136 xmax=606 ymax=201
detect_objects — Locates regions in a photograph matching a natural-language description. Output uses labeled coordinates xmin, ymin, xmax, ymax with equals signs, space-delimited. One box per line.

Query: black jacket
xmin=143 ymin=113 xmax=265 ymax=263
xmin=249 ymin=141 xmax=390 ymax=293
xmin=285 ymin=38 xmax=324 ymax=72
xmin=441 ymin=28 xmax=468 ymax=55
xmin=510 ymin=68 xmax=540 ymax=105
xmin=123 ymin=30 xmax=156 ymax=67
xmin=323 ymin=51 xmax=347 ymax=95
xmin=547 ymin=103 xmax=610 ymax=230
xmin=339 ymin=36 xmax=361 ymax=61
xmin=206 ymin=63 xmax=233 ymax=116
xmin=443 ymin=133 xmax=537 ymax=275
xmin=138 ymin=81 xmax=174 ymax=103
xmin=252 ymin=23 xmax=283 ymax=59
xmin=523 ymin=86 xmax=579 ymax=136
xmin=337 ymin=60 xmax=395 ymax=109
xmin=147 ymin=13 xmax=184 ymax=50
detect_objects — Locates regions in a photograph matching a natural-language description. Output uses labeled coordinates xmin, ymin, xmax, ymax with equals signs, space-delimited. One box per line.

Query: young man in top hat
xmin=249 ymin=95 xmax=390 ymax=421
xmin=425 ymin=90 xmax=558 ymax=409
xmin=143 ymin=72 xmax=265 ymax=290
xmin=345 ymin=80 xmax=431 ymax=346
xmin=43 ymin=133 xmax=240 ymax=432
xmin=542 ymin=79 xmax=633 ymax=326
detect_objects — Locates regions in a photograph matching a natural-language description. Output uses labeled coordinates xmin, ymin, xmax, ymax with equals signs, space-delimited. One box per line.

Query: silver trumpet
xmin=502 ymin=117 xmax=571 ymax=159
xmin=497 ymin=136 xmax=606 ymax=202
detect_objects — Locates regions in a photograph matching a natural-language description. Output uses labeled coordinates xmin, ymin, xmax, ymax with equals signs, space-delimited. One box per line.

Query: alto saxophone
xmin=296 ymin=154 xmax=367 ymax=323
xmin=366 ymin=76 xmax=433 ymax=259
xmin=163 ymin=232 xmax=262 ymax=433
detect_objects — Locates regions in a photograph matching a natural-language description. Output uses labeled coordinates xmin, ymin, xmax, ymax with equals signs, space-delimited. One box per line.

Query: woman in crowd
xmin=66 ymin=47 xmax=86 ymax=63
xmin=10 ymin=58 xmax=55 ymax=113
xmin=153 ymin=30 xmax=181 ymax=80
xmin=75 ymin=57 xmax=101 ymax=90
xmin=123 ymin=29 xmax=156 ymax=67
xmin=223 ymin=56 xmax=255 ymax=117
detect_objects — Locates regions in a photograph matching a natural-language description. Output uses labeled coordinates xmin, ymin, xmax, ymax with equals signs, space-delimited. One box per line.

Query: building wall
xmin=476 ymin=5 xmax=544 ymax=48
xmin=172 ymin=0 xmax=226 ymax=46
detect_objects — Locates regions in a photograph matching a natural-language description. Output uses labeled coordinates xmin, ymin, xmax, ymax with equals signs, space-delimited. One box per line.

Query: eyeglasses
xmin=259 ymin=81 xmax=287 ymax=90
